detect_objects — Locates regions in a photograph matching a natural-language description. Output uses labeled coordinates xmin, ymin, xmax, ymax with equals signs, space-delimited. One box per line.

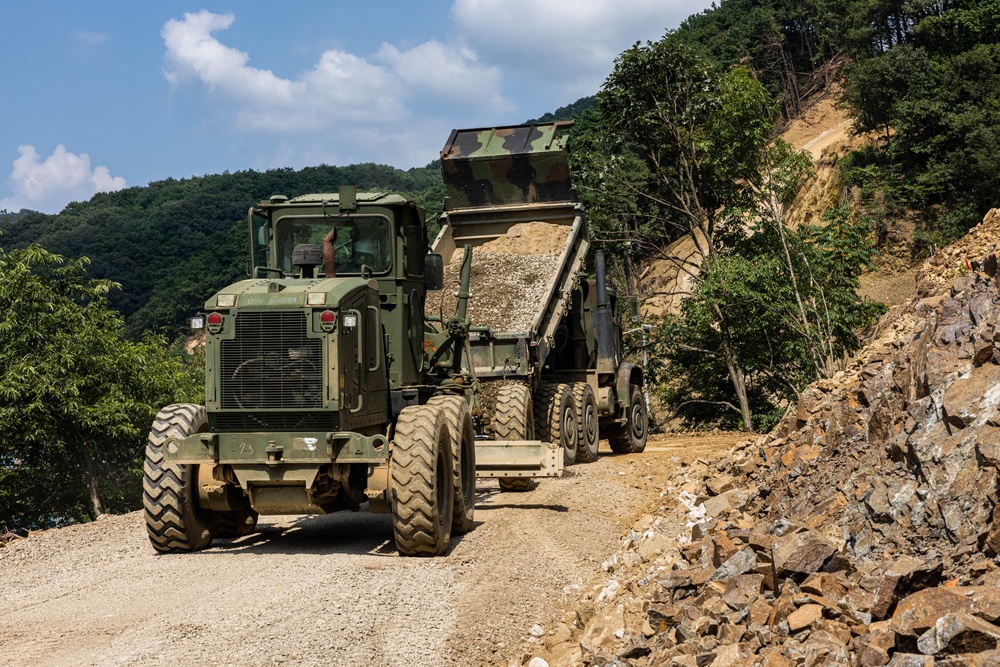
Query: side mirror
xmin=424 ymin=253 xmax=445 ymax=291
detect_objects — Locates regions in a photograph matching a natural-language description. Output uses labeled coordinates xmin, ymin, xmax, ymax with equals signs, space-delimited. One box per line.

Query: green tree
xmin=0 ymin=244 xmax=201 ymax=531
xmin=592 ymin=33 xmax=883 ymax=430
xmin=595 ymin=36 xmax=780 ymax=429
xmin=653 ymin=209 xmax=884 ymax=431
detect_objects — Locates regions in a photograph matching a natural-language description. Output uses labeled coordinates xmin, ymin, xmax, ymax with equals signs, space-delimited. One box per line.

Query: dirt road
xmin=0 ymin=433 xmax=742 ymax=667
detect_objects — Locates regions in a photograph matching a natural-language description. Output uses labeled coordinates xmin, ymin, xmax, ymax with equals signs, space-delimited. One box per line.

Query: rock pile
xmin=518 ymin=210 xmax=1000 ymax=666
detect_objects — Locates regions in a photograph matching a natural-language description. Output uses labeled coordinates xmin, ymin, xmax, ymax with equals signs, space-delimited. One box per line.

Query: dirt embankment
xmin=638 ymin=84 xmax=916 ymax=322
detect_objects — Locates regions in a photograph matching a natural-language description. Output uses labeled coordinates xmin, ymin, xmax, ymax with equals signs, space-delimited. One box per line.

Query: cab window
xmin=275 ymin=216 xmax=391 ymax=275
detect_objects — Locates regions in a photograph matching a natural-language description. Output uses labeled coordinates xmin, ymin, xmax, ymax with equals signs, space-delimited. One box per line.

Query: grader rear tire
xmin=390 ymin=405 xmax=455 ymax=556
xmin=535 ymin=383 xmax=578 ymax=465
xmin=571 ymin=383 xmax=600 ymax=463
xmin=143 ymin=404 xmax=217 ymax=553
xmin=428 ymin=395 xmax=476 ymax=534
xmin=493 ymin=384 xmax=537 ymax=493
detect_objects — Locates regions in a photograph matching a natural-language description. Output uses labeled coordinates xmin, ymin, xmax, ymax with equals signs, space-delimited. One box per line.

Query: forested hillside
xmin=0 ymin=163 xmax=442 ymax=339
xmin=562 ymin=0 xmax=1000 ymax=430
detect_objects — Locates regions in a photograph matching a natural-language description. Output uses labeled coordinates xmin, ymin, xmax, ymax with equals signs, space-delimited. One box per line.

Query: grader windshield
xmin=273 ymin=216 xmax=392 ymax=276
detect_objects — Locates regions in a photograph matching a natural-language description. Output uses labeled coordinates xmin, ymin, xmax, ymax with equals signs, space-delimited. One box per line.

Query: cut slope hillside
xmin=638 ymin=85 xmax=894 ymax=321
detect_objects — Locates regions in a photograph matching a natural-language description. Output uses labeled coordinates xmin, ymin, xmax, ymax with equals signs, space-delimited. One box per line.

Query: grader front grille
xmin=219 ymin=311 xmax=323 ymax=410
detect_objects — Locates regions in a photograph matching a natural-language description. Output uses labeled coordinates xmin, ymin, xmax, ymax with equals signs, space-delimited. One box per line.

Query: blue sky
xmin=0 ymin=1 xmax=713 ymax=214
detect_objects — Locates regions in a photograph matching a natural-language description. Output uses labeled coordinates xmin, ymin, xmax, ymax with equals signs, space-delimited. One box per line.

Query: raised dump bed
xmin=429 ymin=124 xmax=589 ymax=379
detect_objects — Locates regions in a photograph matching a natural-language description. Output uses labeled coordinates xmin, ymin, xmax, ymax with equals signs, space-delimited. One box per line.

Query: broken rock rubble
xmin=513 ymin=210 xmax=1000 ymax=665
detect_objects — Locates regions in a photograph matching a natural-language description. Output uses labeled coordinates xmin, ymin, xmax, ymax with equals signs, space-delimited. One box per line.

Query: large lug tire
xmin=498 ymin=478 xmax=535 ymax=492
xmin=493 ymin=384 xmax=537 ymax=493
xmin=535 ymin=383 xmax=578 ymax=466
xmin=215 ymin=506 xmax=259 ymax=539
xmin=143 ymin=404 xmax=217 ymax=553
xmin=428 ymin=395 xmax=476 ymax=534
xmin=609 ymin=386 xmax=648 ymax=454
xmin=571 ymin=383 xmax=600 ymax=463
xmin=493 ymin=383 xmax=534 ymax=440
xmin=390 ymin=405 xmax=455 ymax=556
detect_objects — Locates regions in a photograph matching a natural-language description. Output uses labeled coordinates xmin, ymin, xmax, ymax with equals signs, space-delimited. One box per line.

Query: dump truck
xmin=142 ymin=183 xmax=562 ymax=557
xmin=429 ymin=124 xmax=648 ymax=493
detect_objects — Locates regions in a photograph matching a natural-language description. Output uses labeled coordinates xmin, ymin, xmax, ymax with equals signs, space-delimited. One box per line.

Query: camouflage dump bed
xmin=440 ymin=123 xmax=574 ymax=209
xmin=431 ymin=123 xmax=589 ymax=379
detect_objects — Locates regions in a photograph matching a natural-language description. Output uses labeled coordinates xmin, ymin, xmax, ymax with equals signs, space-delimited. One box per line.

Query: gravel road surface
xmin=0 ymin=434 xmax=742 ymax=667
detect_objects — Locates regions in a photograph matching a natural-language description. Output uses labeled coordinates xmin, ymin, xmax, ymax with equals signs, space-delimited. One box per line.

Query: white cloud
xmin=162 ymin=12 xmax=294 ymax=102
xmin=0 ymin=145 xmax=127 ymax=214
xmin=161 ymin=10 xmax=508 ymax=136
xmin=375 ymin=40 xmax=507 ymax=109
xmin=77 ymin=31 xmax=109 ymax=46
xmin=452 ymin=0 xmax=714 ymax=99
xmin=156 ymin=4 xmax=710 ymax=170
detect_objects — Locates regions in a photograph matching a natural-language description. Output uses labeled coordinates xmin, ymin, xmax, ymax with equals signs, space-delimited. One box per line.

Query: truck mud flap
xmin=474 ymin=440 xmax=564 ymax=479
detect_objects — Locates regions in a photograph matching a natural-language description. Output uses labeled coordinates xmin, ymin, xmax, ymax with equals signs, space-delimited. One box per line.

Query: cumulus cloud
xmin=0 ymin=145 xmax=127 ymax=214
xmin=156 ymin=5 xmax=711 ymax=169
xmin=374 ymin=40 xmax=506 ymax=109
xmin=161 ymin=10 xmax=508 ymax=135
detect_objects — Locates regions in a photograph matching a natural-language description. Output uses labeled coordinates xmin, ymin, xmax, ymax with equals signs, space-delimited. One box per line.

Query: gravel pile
xmin=426 ymin=222 xmax=571 ymax=333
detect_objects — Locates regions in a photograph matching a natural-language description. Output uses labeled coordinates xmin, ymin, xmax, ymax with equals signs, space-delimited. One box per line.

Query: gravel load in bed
xmin=425 ymin=222 xmax=571 ymax=333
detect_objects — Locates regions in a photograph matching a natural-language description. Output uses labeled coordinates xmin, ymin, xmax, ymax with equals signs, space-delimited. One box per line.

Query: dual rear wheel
xmin=535 ymin=382 xmax=601 ymax=466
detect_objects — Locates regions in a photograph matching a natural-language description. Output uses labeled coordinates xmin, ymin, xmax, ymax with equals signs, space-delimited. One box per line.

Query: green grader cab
xmin=143 ymin=123 xmax=646 ymax=557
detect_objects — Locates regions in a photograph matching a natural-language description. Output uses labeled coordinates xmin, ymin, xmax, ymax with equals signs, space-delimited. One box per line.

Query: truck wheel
xmin=535 ymin=383 xmax=578 ymax=465
xmin=390 ymin=405 xmax=455 ymax=556
xmin=609 ymin=386 xmax=648 ymax=454
xmin=428 ymin=395 xmax=476 ymax=534
xmin=143 ymin=404 xmax=217 ymax=553
xmin=494 ymin=384 xmax=536 ymax=492
xmin=215 ymin=506 xmax=259 ymax=539
xmin=571 ymin=383 xmax=600 ymax=463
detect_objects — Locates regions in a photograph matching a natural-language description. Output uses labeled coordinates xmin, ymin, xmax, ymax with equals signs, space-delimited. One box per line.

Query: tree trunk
xmin=714 ymin=304 xmax=754 ymax=431
xmin=74 ymin=427 xmax=104 ymax=518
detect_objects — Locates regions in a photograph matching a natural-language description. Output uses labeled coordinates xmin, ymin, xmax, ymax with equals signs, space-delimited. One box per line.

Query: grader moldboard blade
xmin=474 ymin=440 xmax=564 ymax=479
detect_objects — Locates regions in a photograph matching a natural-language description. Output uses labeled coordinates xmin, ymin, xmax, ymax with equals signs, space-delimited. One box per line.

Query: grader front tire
xmin=215 ymin=506 xmax=259 ymax=539
xmin=494 ymin=383 xmax=534 ymax=440
xmin=143 ymin=404 xmax=217 ymax=553
xmin=390 ymin=405 xmax=455 ymax=556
